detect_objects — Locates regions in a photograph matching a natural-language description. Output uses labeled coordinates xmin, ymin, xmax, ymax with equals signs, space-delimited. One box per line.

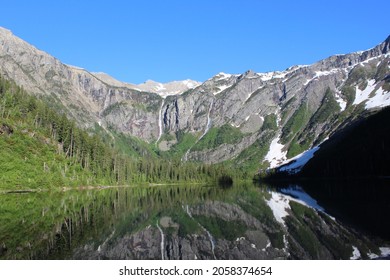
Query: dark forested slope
xmin=300 ymin=107 xmax=390 ymax=177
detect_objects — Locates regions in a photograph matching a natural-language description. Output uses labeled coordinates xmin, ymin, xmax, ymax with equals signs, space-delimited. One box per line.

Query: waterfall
xmin=199 ymin=100 xmax=214 ymax=140
xmin=156 ymin=100 xmax=164 ymax=144
xmin=182 ymin=99 xmax=214 ymax=162
xmin=96 ymin=229 xmax=115 ymax=259
xmin=185 ymin=205 xmax=216 ymax=259
xmin=156 ymin=221 xmax=165 ymax=260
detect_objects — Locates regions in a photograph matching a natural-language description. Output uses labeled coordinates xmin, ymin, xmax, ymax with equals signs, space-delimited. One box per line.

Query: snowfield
xmin=278 ymin=146 xmax=320 ymax=174
xmin=263 ymin=135 xmax=287 ymax=168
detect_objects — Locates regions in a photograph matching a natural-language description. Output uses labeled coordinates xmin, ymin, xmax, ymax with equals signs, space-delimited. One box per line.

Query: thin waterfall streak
xmin=185 ymin=205 xmax=216 ymax=259
xmin=182 ymin=99 xmax=214 ymax=161
xmin=156 ymin=222 xmax=165 ymax=260
xmin=156 ymin=100 xmax=164 ymax=145
xmin=199 ymin=100 xmax=214 ymax=140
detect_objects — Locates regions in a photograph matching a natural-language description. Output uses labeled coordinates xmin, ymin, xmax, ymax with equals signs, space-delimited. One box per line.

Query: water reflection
xmin=297 ymin=179 xmax=390 ymax=240
xmin=0 ymin=181 xmax=389 ymax=260
xmin=278 ymin=185 xmax=325 ymax=212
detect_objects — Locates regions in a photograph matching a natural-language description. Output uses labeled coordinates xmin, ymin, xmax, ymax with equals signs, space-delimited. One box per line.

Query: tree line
xmin=0 ymin=74 xmax=240 ymax=187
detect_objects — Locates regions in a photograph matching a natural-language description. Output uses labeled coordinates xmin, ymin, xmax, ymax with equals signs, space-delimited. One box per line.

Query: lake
xmin=0 ymin=180 xmax=389 ymax=260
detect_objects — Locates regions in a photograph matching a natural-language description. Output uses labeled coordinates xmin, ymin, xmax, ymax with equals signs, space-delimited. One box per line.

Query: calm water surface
xmin=0 ymin=180 xmax=389 ymax=259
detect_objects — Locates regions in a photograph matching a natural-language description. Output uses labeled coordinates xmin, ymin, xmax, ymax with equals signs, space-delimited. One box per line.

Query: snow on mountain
xmin=266 ymin=187 xmax=326 ymax=226
xmin=365 ymin=87 xmax=390 ymax=109
xmin=263 ymin=135 xmax=287 ymax=168
xmin=278 ymin=146 xmax=320 ymax=174
xmin=352 ymin=79 xmax=390 ymax=109
xmin=92 ymin=72 xmax=201 ymax=98
xmin=266 ymin=192 xmax=290 ymax=226
xmin=335 ymin=92 xmax=347 ymax=111
xmin=136 ymin=79 xmax=201 ymax=98
xmin=353 ymin=79 xmax=377 ymax=105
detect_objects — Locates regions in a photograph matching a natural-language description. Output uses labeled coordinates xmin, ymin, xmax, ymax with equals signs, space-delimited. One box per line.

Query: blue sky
xmin=1 ymin=0 xmax=389 ymax=84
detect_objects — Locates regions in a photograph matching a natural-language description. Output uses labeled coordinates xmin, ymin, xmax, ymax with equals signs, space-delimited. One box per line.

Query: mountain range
xmin=1 ymin=26 xmax=389 ymax=173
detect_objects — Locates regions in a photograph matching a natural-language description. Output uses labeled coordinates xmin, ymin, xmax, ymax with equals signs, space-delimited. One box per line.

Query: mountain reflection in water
xmin=0 ymin=181 xmax=389 ymax=260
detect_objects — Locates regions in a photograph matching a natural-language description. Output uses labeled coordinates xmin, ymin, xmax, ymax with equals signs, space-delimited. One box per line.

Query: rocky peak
xmin=380 ymin=35 xmax=390 ymax=53
xmin=135 ymin=79 xmax=201 ymax=98
xmin=1 ymin=26 xmax=389 ymax=168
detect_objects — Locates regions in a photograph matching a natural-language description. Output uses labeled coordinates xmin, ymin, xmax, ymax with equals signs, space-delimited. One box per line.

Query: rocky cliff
xmin=1 ymin=26 xmax=389 ymax=169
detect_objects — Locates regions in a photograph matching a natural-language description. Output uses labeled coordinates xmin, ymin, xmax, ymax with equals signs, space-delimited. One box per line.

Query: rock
xmin=1 ymin=27 xmax=389 ymax=166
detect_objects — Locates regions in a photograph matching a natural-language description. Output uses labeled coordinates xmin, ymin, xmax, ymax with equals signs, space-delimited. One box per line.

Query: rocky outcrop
xmin=1 ymin=26 xmax=389 ymax=167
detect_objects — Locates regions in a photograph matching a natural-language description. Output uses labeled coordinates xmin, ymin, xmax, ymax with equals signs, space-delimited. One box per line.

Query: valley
xmin=1 ymin=26 xmax=390 ymax=260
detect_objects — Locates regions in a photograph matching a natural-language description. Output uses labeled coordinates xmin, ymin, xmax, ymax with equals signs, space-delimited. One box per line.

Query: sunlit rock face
xmin=1 ymin=27 xmax=389 ymax=166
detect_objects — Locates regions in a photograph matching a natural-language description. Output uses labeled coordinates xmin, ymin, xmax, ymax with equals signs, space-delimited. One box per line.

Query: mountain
xmin=1 ymin=26 xmax=389 ymax=172
xmin=298 ymin=106 xmax=390 ymax=177
xmin=92 ymin=72 xmax=200 ymax=98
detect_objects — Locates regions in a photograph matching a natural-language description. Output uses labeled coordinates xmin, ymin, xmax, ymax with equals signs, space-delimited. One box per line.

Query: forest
xmin=0 ymin=74 xmax=241 ymax=190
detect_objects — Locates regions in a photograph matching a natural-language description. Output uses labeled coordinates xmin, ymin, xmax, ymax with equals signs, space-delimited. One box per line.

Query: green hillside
xmin=0 ymin=75 xmax=241 ymax=190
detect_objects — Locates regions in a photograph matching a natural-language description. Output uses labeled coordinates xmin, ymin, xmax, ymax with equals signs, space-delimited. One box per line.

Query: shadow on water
xmin=265 ymin=178 xmax=390 ymax=241
xmin=1 ymin=181 xmax=389 ymax=259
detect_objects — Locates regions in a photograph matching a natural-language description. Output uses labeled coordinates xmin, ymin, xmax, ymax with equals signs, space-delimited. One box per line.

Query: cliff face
xmin=1 ymin=27 xmax=389 ymax=168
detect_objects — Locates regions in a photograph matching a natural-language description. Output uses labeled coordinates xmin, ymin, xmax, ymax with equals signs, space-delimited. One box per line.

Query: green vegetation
xmin=280 ymin=96 xmax=297 ymax=124
xmin=286 ymin=202 xmax=324 ymax=259
xmin=109 ymin=130 xmax=156 ymax=159
xmin=101 ymin=102 xmax=124 ymax=117
xmin=281 ymin=102 xmax=311 ymax=144
xmin=285 ymin=89 xmax=340 ymax=158
xmin=161 ymin=209 xmax=201 ymax=237
xmin=286 ymin=137 xmax=312 ymax=158
xmin=309 ymin=88 xmax=340 ymax=124
xmin=194 ymin=215 xmax=248 ymax=241
xmin=232 ymin=131 xmax=275 ymax=173
xmin=341 ymin=85 xmax=356 ymax=107
xmin=235 ymin=188 xmax=284 ymax=248
xmin=383 ymin=75 xmax=390 ymax=92
xmin=0 ymin=74 xmax=242 ymax=190
xmin=288 ymin=201 xmax=356 ymax=259
xmin=158 ymin=132 xmax=197 ymax=159
xmin=261 ymin=113 xmax=278 ymax=131
xmin=192 ymin=124 xmax=245 ymax=151
xmin=301 ymin=106 xmax=390 ymax=177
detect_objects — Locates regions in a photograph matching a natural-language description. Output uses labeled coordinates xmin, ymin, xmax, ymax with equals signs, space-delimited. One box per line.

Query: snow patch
xmin=267 ymin=187 xmax=331 ymax=226
xmin=304 ymin=68 xmax=341 ymax=86
xmin=368 ymin=247 xmax=390 ymax=259
xmin=183 ymin=80 xmax=199 ymax=88
xmin=245 ymin=86 xmax=265 ymax=101
xmin=279 ymin=186 xmax=325 ymax=212
xmin=266 ymin=192 xmax=291 ymax=226
xmin=258 ymin=66 xmax=307 ymax=82
xmin=279 ymin=146 xmax=320 ymax=174
xmin=335 ymin=93 xmax=347 ymax=111
xmin=258 ymin=72 xmax=285 ymax=81
xmin=262 ymin=240 xmax=271 ymax=251
xmin=263 ymin=135 xmax=287 ymax=168
xmin=350 ymin=246 xmax=361 ymax=260
xmin=155 ymin=83 xmax=165 ymax=92
xmin=353 ymin=79 xmax=376 ymax=105
xmin=380 ymin=247 xmax=390 ymax=257
xmin=215 ymin=72 xmax=232 ymax=80
xmin=213 ymin=84 xmax=232 ymax=95
xmin=365 ymin=87 xmax=390 ymax=109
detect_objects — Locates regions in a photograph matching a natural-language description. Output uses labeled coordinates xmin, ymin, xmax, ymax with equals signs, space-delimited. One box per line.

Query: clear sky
xmin=1 ymin=0 xmax=389 ymax=84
